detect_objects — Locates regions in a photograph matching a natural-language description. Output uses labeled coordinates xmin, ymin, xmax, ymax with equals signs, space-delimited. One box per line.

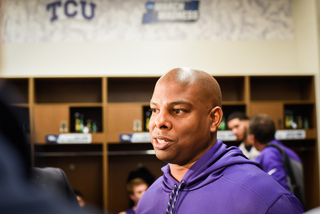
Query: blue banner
xmin=143 ymin=1 xmax=200 ymax=24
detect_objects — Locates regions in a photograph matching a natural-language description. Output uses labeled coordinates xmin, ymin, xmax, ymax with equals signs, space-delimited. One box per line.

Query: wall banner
xmin=0 ymin=0 xmax=293 ymax=43
xmin=142 ymin=1 xmax=199 ymax=24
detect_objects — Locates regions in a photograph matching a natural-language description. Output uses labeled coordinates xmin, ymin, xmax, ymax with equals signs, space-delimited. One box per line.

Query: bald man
xmin=136 ymin=68 xmax=303 ymax=214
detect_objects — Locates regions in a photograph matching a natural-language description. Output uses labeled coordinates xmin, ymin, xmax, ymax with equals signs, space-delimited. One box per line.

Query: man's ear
xmin=209 ymin=106 xmax=223 ymax=132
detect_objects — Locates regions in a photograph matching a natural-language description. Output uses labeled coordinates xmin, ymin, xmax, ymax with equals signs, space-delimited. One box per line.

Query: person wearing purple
xmin=136 ymin=67 xmax=303 ymax=214
xmin=249 ymin=114 xmax=304 ymax=204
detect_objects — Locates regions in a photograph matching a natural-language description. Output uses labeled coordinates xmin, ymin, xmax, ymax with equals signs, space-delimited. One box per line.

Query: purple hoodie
xmin=255 ymin=139 xmax=302 ymax=191
xmin=136 ymin=140 xmax=303 ymax=214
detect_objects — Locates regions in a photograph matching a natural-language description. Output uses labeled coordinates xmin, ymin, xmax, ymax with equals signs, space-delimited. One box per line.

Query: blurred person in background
xmin=227 ymin=111 xmax=260 ymax=160
xmin=249 ymin=114 xmax=304 ymax=207
xmin=119 ymin=178 xmax=149 ymax=214
xmin=74 ymin=189 xmax=86 ymax=208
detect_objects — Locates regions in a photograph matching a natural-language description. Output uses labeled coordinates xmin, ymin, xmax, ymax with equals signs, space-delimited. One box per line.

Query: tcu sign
xmin=47 ymin=0 xmax=96 ymax=22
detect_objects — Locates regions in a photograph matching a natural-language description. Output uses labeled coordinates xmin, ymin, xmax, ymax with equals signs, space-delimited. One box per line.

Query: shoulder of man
xmin=266 ymin=193 xmax=304 ymax=214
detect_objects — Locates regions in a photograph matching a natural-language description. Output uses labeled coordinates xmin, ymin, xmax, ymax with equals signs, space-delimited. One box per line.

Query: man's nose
xmin=155 ymin=110 xmax=172 ymax=130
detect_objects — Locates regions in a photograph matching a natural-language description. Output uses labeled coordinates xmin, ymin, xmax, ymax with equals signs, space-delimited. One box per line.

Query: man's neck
xmin=169 ymin=162 xmax=194 ymax=182
xmin=132 ymin=205 xmax=137 ymax=212
xmin=243 ymin=137 xmax=251 ymax=147
xmin=257 ymin=142 xmax=268 ymax=152
xmin=244 ymin=144 xmax=252 ymax=152
xmin=168 ymin=140 xmax=216 ymax=182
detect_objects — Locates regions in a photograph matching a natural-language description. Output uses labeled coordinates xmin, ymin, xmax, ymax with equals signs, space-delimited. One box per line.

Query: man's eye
xmin=150 ymin=108 xmax=157 ymax=113
xmin=173 ymin=109 xmax=182 ymax=114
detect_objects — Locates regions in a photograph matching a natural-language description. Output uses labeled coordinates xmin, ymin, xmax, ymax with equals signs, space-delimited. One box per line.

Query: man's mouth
xmin=157 ymin=139 xmax=169 ymax=144
xmin=153 ymin=138 xmax=172 ymax=150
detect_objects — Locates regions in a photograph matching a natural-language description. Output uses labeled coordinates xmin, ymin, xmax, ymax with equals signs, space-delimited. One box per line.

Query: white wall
xmin=293 ymin=0 xmax=319 ymax=74
xmin=0 ymin=40 xmax=303 ymax=77
xmin=314 ymin=0 xmax=320 ymax=205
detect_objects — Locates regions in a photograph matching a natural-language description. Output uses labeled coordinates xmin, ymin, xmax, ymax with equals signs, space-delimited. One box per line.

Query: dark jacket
xmin=0 ymin=85 xmax=81 ymax=214
xmin=31 ymin=167 xmax=81 ymax=210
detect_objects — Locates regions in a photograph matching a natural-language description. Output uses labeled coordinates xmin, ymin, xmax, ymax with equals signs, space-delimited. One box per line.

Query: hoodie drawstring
xmin=166 ymin=181 xmax=185 ymax=214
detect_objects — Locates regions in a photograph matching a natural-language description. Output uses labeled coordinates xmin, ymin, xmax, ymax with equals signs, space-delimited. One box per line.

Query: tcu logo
xmin=47 ymin=0 xmax=96 ymax=22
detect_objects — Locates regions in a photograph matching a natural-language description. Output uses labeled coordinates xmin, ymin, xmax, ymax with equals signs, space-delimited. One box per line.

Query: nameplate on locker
xmin=217 ymin=131 xmax=237 ymax=141
xmin=46 ymin=134 xmax=92 ymax=144
xmin=275 ymin=130 xmax=306 ymax=140
xmin=120 ymin=132 xmax=150 ymax=143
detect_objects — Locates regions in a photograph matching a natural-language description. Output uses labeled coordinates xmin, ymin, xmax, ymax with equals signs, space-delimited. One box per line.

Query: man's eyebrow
xmin=150 ymin=100 xmax=192 ymax=107
xmin=150 ymin=101 xmax=157 ymax=106
xmin=170 ymin=101 xmax=192 ymax=107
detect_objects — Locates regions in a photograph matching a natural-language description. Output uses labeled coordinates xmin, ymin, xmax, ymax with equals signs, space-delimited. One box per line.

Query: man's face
xmin=130 ymin=183 xmax=148 ymax=205
xmin=227 ymin=118 xmax=247 ymax=141
xmin=149 ymin=80 xmax=215 ymax=166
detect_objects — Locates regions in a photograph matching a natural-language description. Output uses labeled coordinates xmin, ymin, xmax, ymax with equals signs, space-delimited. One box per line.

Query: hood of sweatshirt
xmin=161 ymin=139 xmax=259 ymax=192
